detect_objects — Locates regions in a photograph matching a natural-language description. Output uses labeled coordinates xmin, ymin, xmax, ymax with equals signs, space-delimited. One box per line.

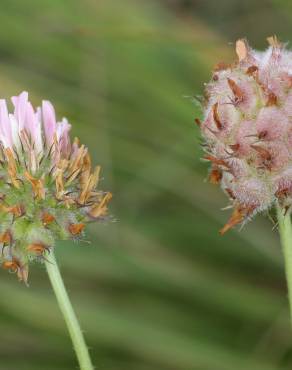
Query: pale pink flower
xmin=0 ymin=92 xmax=111 ymax=283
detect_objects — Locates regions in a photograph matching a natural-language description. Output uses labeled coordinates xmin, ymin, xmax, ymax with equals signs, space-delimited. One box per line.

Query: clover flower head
xmin=198 ymin=36 xmax=292 ymax=234
xmin=0 ymin=91 xmax=111 ymax=283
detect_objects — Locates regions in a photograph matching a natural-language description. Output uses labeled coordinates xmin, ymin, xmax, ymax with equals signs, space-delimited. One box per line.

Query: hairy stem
xmin=45 ymin=250 xmax=94 ymax=370
xmin=277 ymin=205 xmax=292 ymax=323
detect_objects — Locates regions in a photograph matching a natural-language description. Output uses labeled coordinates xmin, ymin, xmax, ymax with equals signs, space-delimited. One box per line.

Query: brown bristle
xmin=214 ymin=62 xmax=232 ymax=72
xmin=266 ymin=92 xmax=278 ymax=106
xmin=219 ymin=205 xmax=254 ymax=235
xmin=194 ymin=118 xmax=201 ymax=127
xmin=251 ymin=145 xmax=271 ymax=161
xmin=246 ymin=65 xmax=258 ymax=76
xmin=267 ymin=35 xmax=281 ymax=48
xmin=68 ymin=223 xmax=85 ymax=235
xmin=9 ymin=204 xmax=25 ymax=218
xmin=42 ymin=212 xmax=55 ymax=226
xmin=212 ymin=103 xmax=222 ymax=130
xmin=275 ymin=187 xmax=290 ymax=198
xmin=236 ymin=39 xmax=248 ymax=62
xmin=227 ymin=78 xmax=244 ymax=102
xmin=229 ymin=143 xmax=240 ymax=152
xmin=209 ymin=167 xmax=222 ymax=184
xmin=0 ymin=231 xmax=12 ymax=245
xmin=225 ymin=188 xmax=236 ymax=200
xmin=2 ymin=260 xmax=18 ymax=272
xmin=27 ymin=243 xmax=48 ymax=255
xmin=203 ymin=154 xmax=229 ymax=168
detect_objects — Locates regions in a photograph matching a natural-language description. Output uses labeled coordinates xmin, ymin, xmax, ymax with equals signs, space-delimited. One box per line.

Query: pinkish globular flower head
xmin=0 ymin=92 xmax=112 ymax=283
xmin=197 ymin=36 xmax=292 ymax=234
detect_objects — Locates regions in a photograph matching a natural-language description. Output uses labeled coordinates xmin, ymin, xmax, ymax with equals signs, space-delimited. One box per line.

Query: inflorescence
xmin=197 ymin=36 xmax=292 ymax=234
xmin=0 ymin=91 xmax=111 ymax=283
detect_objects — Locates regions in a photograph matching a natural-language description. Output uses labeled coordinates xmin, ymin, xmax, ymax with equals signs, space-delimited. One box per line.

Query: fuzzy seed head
xmin=198 ymin=37 xmax=292 ymax=233
xmin=0 ymin=92 xmax=111 ymax=283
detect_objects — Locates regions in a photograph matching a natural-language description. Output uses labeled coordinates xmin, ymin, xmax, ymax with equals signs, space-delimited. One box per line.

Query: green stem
xmin=45 ymin=250 xmax=94 ymax=370
xmin=277 ymin=205 xmax=292 ymax=323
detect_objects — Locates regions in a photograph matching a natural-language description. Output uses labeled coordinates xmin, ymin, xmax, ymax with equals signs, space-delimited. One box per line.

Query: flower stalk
xmin=45 ymin=249 xmax=94 ymax=370
xmin=277 ymin=205 xmax=292 ymax=324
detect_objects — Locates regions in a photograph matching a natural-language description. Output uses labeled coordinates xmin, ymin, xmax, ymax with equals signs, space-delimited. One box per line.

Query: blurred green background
xmin=1 ymin=0 xmax=292 ymax=369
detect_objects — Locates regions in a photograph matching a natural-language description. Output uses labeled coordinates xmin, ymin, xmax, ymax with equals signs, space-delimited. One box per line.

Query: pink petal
xmin=9 ymin=113 xmax=21 ymax=150
xmin=24 ymin=102 xmax=36 ymax=138
xmin=42 ymin=100 xmax=56 ymax=147
xmin=25 ymin=102 xmax=43 ymax=154
xmin=57 ymin=118 xmax=71 ymax=156
xmin=0 ymin=100 xmax=12 ymax=148
xmin=11 ymin=91 xmax=29 ymax=131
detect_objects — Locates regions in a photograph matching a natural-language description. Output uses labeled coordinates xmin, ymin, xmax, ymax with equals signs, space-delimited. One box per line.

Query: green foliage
xmin=0 ymin=0 xmax=291 ymax=369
